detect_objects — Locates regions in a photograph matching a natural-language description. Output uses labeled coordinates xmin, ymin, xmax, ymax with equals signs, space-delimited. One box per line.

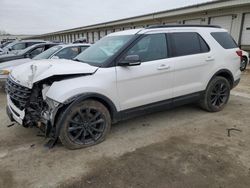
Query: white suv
xmin=5 ymin=25 xmax=241 ymax=149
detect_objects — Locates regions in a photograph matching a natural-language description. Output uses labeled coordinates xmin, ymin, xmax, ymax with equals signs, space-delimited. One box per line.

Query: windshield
xmin=75 ymin=35 xmax=133 ymax=65
xmin=33 ymin=45 xmax=62 ymax=60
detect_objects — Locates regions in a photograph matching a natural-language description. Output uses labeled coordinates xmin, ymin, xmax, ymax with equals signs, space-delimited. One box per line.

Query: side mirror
xmin=51 ymin=56 xmax=59 ymax=59
xmin=118 ymin=55 xmax=141 ymax=66
xmin=8 ymin=47 xmax=12 ymax=51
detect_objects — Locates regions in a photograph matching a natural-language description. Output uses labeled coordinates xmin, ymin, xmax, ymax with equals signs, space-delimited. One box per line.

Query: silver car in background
xmin=0 ymin=43 xmax=91 ymax=84
xmin=1 ymin=40 xmax=46 ymax=55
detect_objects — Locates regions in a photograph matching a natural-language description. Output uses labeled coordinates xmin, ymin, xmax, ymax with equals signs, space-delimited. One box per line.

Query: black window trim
xmin=168 ymin=32 xmax=210 ymax=58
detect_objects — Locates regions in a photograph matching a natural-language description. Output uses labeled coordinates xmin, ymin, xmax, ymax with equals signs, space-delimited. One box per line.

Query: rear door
xmin=116 ymin=33 xmax=174 ymax=110
xmin=169 ymin=32 xmax=212 ymax=98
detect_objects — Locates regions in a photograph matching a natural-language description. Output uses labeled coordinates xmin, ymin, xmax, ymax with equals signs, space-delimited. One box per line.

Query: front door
xmin=116 ymin=33 xmax=174 ymax=110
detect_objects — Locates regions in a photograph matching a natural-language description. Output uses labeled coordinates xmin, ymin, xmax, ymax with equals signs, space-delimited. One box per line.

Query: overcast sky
xmin=0 ymin=0 xmax=213 ymax=35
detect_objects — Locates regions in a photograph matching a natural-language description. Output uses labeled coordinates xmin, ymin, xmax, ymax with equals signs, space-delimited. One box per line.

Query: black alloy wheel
xmin=210 ymin=82 xmax=229 ymax=108
xmin=59 ymin=100 xmax=111 ymax=149
xmin=199 ymin=76 xmax=230 ymax=112
xmin=68 ymin=108 xmax=105 ymax=145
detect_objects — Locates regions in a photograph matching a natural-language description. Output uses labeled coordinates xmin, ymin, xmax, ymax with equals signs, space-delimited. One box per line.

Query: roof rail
xmin=146 ymin=24 xmax=221 ymax=29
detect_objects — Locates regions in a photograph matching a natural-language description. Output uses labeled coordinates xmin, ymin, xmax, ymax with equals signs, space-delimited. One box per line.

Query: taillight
xmin=236 ymin=50 xmax=243 ymax=61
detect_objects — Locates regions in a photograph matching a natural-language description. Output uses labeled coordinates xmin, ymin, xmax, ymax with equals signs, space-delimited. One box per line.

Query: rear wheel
xmin=240 ymin=57 xmax=248 ymax=71
xmin=200 ymin=76 xmax=230 ymax=112
xmin=59 ymin=100 xmax=111 ymax=149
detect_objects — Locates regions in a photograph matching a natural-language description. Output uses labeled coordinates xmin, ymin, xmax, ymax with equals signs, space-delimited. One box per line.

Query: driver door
xmin=116 ymin=33 xmax=174 ymax=111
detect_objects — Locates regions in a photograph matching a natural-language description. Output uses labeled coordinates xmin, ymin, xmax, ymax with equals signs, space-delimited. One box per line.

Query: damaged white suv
xmin=6 ymin=25 xmax=241 ymax=149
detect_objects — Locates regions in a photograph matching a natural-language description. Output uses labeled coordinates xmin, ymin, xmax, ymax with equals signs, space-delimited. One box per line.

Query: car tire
xmin=199 ymin=76 xmax=230 ymax=112
xmin=240 ymin=57 xmax=248 ymax=71
xmin=59 ymin=100 xmax=111 ymax=149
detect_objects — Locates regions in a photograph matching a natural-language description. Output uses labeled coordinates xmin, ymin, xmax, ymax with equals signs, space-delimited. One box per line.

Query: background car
xmin=240 ymin=50 xmax=249 ymax=71
xmin=0 ymin=43 xmax=58 ymax=63
xmin=73 ymin=37 xmax=88 ymax=44
xmin=0 ymin=41 xmax=13 ymax=49
xmin=2 ymin=40 xmax=46 ymax=55
xmin=0 ymin=48 xmax=4 ymax=55
xmin=33 ymin=43 xmax=91 ymax=60
xmin=0 ymin=43 xmax=91 ymax=84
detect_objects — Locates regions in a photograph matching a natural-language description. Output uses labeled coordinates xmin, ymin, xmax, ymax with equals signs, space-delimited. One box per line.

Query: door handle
xmin=206 ymin=56 xmax=214 ymax=61
xmin=157 ymin=64 xmax=170 ymax=70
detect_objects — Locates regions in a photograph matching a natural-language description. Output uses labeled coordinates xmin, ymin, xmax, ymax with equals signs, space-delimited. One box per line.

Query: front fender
xmin=45 ymin=67 xmax=120 ymax=111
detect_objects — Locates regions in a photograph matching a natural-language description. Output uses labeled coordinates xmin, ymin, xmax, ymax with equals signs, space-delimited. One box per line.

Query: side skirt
xmin=114 ymin=91 xmax=204 ymax=122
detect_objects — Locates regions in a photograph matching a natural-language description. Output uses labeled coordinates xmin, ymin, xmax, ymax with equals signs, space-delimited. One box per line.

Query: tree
xmin=0 ymin=30 xmax=10 ymax=35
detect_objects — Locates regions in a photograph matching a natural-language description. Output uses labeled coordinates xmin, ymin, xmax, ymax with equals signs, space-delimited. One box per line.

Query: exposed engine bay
xmin=6 ymin=77 xmax=55 ymax=138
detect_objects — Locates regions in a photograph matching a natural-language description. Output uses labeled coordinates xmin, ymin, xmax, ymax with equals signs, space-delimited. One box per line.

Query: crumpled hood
xmin=10 ymin=59 xmax=98 ymax=88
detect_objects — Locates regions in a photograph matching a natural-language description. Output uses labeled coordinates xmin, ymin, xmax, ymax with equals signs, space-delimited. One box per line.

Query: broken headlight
xmin=0 ymin=69 xmax=10 ymax=75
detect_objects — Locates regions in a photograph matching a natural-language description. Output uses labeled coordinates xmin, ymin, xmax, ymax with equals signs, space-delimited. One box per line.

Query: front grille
xmin=5 ymin=77 xmax=31 ymax=110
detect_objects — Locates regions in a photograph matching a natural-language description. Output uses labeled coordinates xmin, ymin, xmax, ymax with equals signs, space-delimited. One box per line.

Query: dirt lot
xmin=0 ymin=68 xmax=250 ymax=188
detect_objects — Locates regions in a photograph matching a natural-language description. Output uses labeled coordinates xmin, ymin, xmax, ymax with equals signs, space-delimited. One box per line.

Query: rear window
xmin=211 ymin=32 xmax=238 ymax=49
xmin=170 ymin=32 xmax=210 ymax=57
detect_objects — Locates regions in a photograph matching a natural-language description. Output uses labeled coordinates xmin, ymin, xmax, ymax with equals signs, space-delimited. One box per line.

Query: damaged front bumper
xmin=6 ymin=92 xmax=62 ymax=128
xmin=6 ymin=94 xmax=25 ymax=125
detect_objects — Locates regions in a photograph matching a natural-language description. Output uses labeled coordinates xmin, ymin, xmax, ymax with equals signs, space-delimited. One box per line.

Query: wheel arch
xmin=209 ymin=69 xmax=234 ymax=89
xmin=62 ymin=93 xmax=118 ymax=122
xmin=242 ymin=55 xmax=248 ymax=60
xmin=51 ymin=92 xmax=119 ymax=144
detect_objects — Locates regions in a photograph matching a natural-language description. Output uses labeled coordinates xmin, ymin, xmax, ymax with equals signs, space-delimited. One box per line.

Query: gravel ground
xmin=0 ymin=67 xmax=250 ymax=188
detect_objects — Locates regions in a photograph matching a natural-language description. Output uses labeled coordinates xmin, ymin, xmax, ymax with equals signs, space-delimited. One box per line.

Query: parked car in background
xmin=0 ymin=48 xmax=4 ymax=55
xmin=32 ymin=43 xmax=91 ymax=61
xmin=240 ymin=50 xmax=249 ymax=71
xmin=73 ymin=37 xmax=88 ymax=44
xmin=0 ymin=43 xmax=58 ymax=63
xmin=5 ymin=25 xmax=241 ymax=149
xmin=0 ymin=43 xmax=91 ymax=84
xmin=0 ymin=41 xmax=14 ymax=55
xmin=2 ymin=40 xmax=46 ymax=55
xmin=0 ymin=41 xmax=13 ymax=49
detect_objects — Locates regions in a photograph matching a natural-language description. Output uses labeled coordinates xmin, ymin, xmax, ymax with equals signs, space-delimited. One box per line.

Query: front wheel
xmin=199 ymin=76 xmax=230 ymax=112
xmin=59 ymin=100 xmax=111 ymax=149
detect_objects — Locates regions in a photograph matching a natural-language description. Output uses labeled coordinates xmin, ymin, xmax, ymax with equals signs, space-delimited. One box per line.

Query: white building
xmin=0 ymin=35 xmax=32 ymax=43
xmin=29 ymin=0 xmax=250 ymax=50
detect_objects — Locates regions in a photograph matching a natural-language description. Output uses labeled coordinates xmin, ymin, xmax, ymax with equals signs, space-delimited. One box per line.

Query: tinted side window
xmin=27 ymin=42 xmax=43 ymax=47
xmin=44 ymin=44 xmax=55 ymax=51
xmin=55 ymin=47 xmax=81 ymax=60
xmin=29 ymin=47 xmax=44 ymax=58
xmin=211 ymin=32 xmax=238 ymax=49
xmin=199 ymin=36 xmax=210 ymax=53
xmin=171 ymin=32 xmax=209 ymax=57
xmin=123 ymin=34 xmax=168 ymax=62
xmin=80 ymin=46 xmax=89 ymax=52
xmin=12 ymin=43 xmax=26 ymax=50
